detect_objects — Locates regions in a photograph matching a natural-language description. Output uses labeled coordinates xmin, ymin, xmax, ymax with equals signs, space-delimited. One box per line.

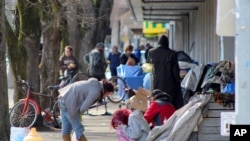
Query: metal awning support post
xmin=235 ymin=1 xmax=250 ymax=124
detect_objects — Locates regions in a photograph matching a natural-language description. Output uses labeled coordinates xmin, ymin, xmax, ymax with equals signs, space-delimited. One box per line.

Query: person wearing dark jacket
xmin=59 ymin=45 xmax=78 ymax=78
xmin=107 ymin=45 xmax=121 ymax=77
xmin=144 ymin=89 xmax=175 ymax=128
xmin=144 ymin=43 xmax=153 ymax=60
xmin=120 ymin=45 xmax=139 ymax=66
xmin=147 ymin=35 xmax=184 ymax=109
xmin=84 ymin=42 xmax=107 ymax=80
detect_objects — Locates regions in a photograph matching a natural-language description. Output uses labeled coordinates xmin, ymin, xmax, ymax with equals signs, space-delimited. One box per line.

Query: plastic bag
xmin=10 ymin=127 xmax=30 ymax=141
xmin=141 ymin=63 xmax=153 ymax=73
xmin=222 ymin=82 xmax=235 ymax=94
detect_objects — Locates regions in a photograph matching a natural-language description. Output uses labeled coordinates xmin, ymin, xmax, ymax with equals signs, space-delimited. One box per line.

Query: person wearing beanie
xmin=147 ymin=35 xmax=184 ymax=109
xmin=84 ymin=42 xmax=107 ymax=80
xmin=144 ymin=89 xmax=176 ymax=129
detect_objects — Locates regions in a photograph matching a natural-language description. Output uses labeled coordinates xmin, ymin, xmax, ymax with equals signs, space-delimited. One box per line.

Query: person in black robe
xmin=147 ymin=35 xmax=184 ymax=109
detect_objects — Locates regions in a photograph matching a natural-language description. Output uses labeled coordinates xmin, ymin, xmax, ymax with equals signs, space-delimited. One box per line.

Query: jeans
xmin=110 ymin=67 xmax=117 ymax=76
xmin=60 ymin=110 xmax=84 ymax=139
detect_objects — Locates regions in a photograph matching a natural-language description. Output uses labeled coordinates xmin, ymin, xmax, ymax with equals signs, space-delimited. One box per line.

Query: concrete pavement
xmin=8 ymin=88 xmax=120 ymax=141
xmin=39 ymin=103 xmax=119 ymax=141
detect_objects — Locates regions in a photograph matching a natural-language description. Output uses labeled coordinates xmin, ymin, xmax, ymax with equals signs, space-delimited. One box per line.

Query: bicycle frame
xmin=19 ymin=85 xmax=41 ymax=116
xmin=10 ymin=79 xmax=62 ymax=128
xmin=59 ymin=70 xmax=75 ymax=88
xmin=18 ymin=80 xmax=58 ymax=124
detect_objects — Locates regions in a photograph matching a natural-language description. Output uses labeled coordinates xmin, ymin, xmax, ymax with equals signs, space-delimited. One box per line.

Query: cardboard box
xmin=128 ymin=87 xmax=151 ymax=112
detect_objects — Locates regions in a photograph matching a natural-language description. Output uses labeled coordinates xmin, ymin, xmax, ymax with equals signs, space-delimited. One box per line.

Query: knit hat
xmin=151 ymin=89 xmax=163 ymax=97
xmin=151 ymin=89 xmax=172 ymax=102
xmin=96 ymin=42 xmax=105 ymax=48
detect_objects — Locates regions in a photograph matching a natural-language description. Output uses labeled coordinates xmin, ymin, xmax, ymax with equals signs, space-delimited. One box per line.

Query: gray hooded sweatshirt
xmin=58 ymin=78 xmax=103 ymax=119
xmin=120 ymin=110 xmax=150 ymax=141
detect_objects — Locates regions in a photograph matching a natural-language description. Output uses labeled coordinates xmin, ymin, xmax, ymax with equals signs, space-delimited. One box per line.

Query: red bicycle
xmin=9 ymin=79 xmax=61 ymax=128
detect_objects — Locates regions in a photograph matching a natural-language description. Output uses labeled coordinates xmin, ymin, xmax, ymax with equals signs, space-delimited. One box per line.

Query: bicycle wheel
xmin=107 ymin=76 xmax=127 ymax=103
xmin=52 ymin=100 xmax=61 ymax=128
xmin=71 ymin=72 xmax=89 ymax=82
xmin=9 ymin=101 xmax=38 ymax=128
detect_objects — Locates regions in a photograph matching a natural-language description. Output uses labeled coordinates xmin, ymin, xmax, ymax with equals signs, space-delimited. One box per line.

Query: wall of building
xmin=221 ymin=37 xmax=235 ymax=61
xmin=110 ymin=0 xmax=229 ymax=65
xmin=188 ymin=0 xmax=220 ymax=64
xmin=110 ymin=0 xmax=129 ymax=52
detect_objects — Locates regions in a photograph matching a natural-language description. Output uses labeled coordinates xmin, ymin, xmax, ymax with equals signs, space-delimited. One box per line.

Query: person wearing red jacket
xmin=144 ymin=89 xmax=176 ymax=128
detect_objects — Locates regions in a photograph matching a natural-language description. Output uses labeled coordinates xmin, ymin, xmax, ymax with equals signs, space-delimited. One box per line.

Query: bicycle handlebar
xmin=17 ymin=79 xmax=30 ymax=88
xmin=17 ymin=79 xmax=54 ymax=98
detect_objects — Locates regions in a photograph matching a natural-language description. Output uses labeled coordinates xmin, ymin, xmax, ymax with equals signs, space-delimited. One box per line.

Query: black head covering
xmin=151 ymin=89 xmax=172 ymax=102
xmin=151 ymin=89 xmax=163 ymax=97
xmin=158 ymin=35 xmax=169 ymax=48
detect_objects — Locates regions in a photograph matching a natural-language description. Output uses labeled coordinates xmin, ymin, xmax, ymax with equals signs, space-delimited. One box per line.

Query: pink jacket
xmin=116 ymin=128 xmax=135 ymax=141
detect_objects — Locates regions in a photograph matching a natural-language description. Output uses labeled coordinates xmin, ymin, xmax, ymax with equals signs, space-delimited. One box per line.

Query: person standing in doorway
xmin=107 ymin=45 xmax=121 ymax=77
xmin=147 ymin=35 xmax=184 ymax=109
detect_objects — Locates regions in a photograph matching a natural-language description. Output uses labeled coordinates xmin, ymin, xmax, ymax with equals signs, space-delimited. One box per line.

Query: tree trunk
xmin=18 ymin=0 xmax=41 ymax=90
xmin=65 ymin=0 xmax=82 ymax=62
xmin=0 ymin=0 xmax=11 ymax=140
xmin=16 ymin=0 xmax=41 ymax=104
xmin=6 ymin=0 xmax=42 ymax=103
xmin=74 ymin=0 xmax=113 ymax=72
xmin=74 ymin=0 xmax=95 ymax=72
xmin=39 ymin=1 xmax=62 ymax=108
xmin=5 ymin=20 xmax=21 ymax=103
xmin=94 ymin=0 xmax=113 ymax=43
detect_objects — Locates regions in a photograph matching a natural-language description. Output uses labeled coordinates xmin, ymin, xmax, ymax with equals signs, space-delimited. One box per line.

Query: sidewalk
xmin=8 ymin=88 xmax=120 ymax=141
xmin=39 ymin=103 xmax=119 ymax=141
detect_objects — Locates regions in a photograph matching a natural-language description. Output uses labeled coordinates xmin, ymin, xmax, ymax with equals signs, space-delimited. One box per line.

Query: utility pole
xmin=235 ymin=0 xmax=250 ymax=124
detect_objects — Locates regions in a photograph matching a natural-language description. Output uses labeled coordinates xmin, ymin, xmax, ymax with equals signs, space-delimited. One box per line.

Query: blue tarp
xmin=222 ymin=82 xmax=235 ymax=94
xmin=117 ymin=65 xmax=145 ymax=99
xmin=143 ymin=73 xmax=151 ymax=91
xmin=117 ymin=65 xmax=143 ymax=77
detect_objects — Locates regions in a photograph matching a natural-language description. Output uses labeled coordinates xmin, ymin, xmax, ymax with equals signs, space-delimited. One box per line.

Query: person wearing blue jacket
xmin=107 ymin=45 xmax=121 ymax=77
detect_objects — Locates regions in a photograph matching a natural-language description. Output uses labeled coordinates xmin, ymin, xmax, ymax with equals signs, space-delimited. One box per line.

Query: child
xmin=111 ymin=109 xmax=134 ymax=141
xmin=111 ymin=96 xmax=150 ymax=141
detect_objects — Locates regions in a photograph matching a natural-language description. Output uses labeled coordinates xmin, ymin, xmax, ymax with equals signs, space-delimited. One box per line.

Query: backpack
xmin=87 ymin=50 xmax=107 ymax=78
